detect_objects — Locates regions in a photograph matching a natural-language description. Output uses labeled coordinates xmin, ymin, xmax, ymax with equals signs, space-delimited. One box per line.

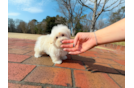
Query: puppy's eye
xmin=62 ymin=34 xmax=64 ymax=36
xmin=56 ymin=36 xmax=58 ymax=39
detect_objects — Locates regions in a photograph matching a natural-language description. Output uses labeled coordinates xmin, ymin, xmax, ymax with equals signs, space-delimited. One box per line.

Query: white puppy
xmin=34 ymin=24 xmax=71 ymax=64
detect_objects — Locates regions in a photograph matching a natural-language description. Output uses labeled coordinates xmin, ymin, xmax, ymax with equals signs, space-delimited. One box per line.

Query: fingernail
xmin=73 ymin=44 xmax=75 ymax=47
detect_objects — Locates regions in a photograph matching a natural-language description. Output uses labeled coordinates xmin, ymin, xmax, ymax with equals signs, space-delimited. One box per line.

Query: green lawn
xmin=111 ymin=41 xmax=125 ymax=46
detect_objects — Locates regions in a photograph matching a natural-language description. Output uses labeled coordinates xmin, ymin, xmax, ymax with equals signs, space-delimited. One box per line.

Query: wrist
xmin=90 ymin=32 xmax=98 ymax=46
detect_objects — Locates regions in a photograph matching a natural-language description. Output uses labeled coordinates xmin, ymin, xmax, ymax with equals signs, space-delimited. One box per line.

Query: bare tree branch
xmin=105 ymin=0 xmax=118 ymax=9
xmin=97 ymin=0 xmax=102 ymax=9
xmin=78 ymin=0 xmax=93 ymax=11
xmin=77 ymin=0 xmax=124 ymax=32
xmin=96 ymin=0 xmax=106 ymax=19
xmin=104 ymin=0 xmax=124 ymax=11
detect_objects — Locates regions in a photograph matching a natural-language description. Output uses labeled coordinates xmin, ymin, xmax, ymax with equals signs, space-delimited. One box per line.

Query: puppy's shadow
xmin=65 ymin=55 xmax=125 ymax=76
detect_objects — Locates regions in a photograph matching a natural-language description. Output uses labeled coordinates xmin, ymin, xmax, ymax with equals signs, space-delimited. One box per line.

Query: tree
xmin=15 ymin=19 xmax=23 ymax=33
xmin=41 ymin=21 xmax=47 ymax=34
xmin=35 ymin=22 xmax=43 ymax=34
xmin=74 ymin=21 xmax=83 ymax=35
xmin=28 ymin=19 xmax=37 ymax=34
xmin=18 ymin=21 xmax=28 ymax=33
xmin=108 ymin=6 xmax=125 ymax=25
xmin=78 ymin=0 xmax=124 ymax=32
xmin=55 ymin=15 xmax=67 ymax=25
xmin=42 ymin=16 xmax=57 ymax=33
xmin=42 ymin=15 xmax=66 ymax=34
xmin=95 ymin=18 xmax=106 ymax=30
xmin=8 ymin=18 xmax=15 ymax=32
xmin=54 ymin=0 xmax=86 ymax=36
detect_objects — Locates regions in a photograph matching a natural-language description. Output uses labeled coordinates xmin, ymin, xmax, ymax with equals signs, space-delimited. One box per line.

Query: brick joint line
xmin=20 ymin=66 xmax=37 ymax=81
xmin=8 ymin=80 xmax=74 ymax=88
xmin=107 ymin=73 xmax=122 ymax=88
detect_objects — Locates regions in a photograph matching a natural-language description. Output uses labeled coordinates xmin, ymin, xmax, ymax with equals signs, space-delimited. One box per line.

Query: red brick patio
xmin=8 ymin=38 xmax=125 ymax=88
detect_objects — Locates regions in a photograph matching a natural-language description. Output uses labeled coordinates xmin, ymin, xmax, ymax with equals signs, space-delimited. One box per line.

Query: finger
xmin=63 ymin=48 xmax=78 ymax=52
xmin=68 ymin=51 xmax=81 ymax=55
xmin=62 ymin=39 xmax=74 ymax=44
xmin=61 ymin=44 xmax=73 ymax=48
xmin=73 ymin=35 xmax=79 ymax=47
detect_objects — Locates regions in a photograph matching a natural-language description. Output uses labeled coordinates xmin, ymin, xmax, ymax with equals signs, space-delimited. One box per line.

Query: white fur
xmin=34 ymin=24 xmax=71 ymax=64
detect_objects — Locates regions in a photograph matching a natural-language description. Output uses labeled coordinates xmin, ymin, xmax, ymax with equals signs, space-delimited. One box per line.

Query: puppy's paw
xmin=53 ymin=60 xmax=62 ymax=64
xmin=34 ymin=54 xmax=41 ymax=58
xmin=62 ymin=56 xmax=67 ymax=60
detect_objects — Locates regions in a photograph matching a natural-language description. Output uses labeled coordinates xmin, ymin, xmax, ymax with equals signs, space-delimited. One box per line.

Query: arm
xmin=61 ymin=18 xmax=125 ymax=54
xmin=95 ymin=18 xmax=125 ymax=45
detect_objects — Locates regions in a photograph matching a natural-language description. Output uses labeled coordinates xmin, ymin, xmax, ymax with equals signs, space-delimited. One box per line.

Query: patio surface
xmin=8 ymin=33 xmax=125 ymax=88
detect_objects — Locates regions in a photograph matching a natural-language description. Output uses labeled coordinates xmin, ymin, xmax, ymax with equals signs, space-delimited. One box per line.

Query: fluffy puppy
xmin=34 ymin=24 xmax=71 ymax=64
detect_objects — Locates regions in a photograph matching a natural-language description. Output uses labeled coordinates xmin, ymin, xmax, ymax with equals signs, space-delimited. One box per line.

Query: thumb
xmin=73 ymin=34 xmax=79 ymax=47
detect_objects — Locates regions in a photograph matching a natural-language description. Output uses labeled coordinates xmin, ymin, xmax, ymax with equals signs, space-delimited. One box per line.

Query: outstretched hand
xmin=61 ymin=32 xmax=96 ymax=54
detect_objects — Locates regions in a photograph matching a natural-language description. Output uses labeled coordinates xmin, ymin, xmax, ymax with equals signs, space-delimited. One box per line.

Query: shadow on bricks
xmin=71 ymin=55 xmax=125 ymax=76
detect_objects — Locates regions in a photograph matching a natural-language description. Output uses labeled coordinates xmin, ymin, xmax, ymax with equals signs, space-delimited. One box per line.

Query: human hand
xmin=61 ymin=32 xmax=97 ymax=54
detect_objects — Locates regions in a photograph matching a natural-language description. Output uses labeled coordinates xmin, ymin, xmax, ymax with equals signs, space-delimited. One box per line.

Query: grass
xmin=111 ymin=41 xmax=125 ymax=46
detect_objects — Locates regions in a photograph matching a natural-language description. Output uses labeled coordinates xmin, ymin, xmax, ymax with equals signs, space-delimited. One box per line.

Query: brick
xmin=95 ymin=53 xmax=115 ymax=60
xmin=94 ymin=57 xmax=118 ymax=65
xmin=23 ymin=56 xmax=53 ymax=66
xmin=45 ymin=86 xmax=56 ymax=88
xmin=109 ymin=74 xmax=125 ymax=88
xmin=120 ymin=46 xmax=125 ymax=51
xmin=114 ymin=55 xmax=125 ymax=60
xmin=109 ymin=44 xmax=114 ymax=49
xmin=25 ymin=43 xmax=35 ymax=48
xmin=84 ymin=62 xmax=119 ymax=74
xmin=116 ymin=45 xmax=121 ymax=50
xmin=71 ymin=55 xmax=95 ymax=62
xmin=55 ymin=60 xmax=85 ymax=69
xmin=25 ymin=51 xmax=34 ymax=56
xmin=74 ymin=70 xmax=120 ymax=88
xmin=112 ymin=44 xmax=117 ymax=49
xmin=13 ymin=42 xmax=28 ymax=47
xmin=8 ymin=49 xmax=31 ymax=54
xmin=110 ymin=64 xmax=125 ymax=75
xmin=8 ymin=45 xmax=25 ymax=49
xmin=8 ymin=63 xmax=36 ymax=81
xmin=79 ymin=51 xmax=97 ymax=58
xmin=24 ymin=66 xmax=72 ymax=87
xmin=8 ymin=83 xmax=42 ymax=88
xmin=113 ymin=59 xmax=125 ymax=65
xmin=23 ymin=47 xmax=34 ymax=51
xmin=106 ymin=44 xmax=112 ymax=49
xmin=8 ymin=54 xmax=30 ymax=62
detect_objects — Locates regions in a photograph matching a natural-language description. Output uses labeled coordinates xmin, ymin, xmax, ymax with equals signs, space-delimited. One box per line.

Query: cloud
xmin=8 ymin=0 xmax=46 ymax=13
xmin=22 ymin=7 xmax=43 ymax=13
xmin=8 ymin=12 xmax=20 ymax=16
xmin=9 ymin=0 xmax=32 ymax=7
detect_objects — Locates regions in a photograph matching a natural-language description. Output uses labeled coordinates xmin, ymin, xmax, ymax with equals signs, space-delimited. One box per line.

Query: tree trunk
xmin=71 ymin=22 xmax=75 ymax=36
xmin=90 ymin=18 xmax=96 ymax=32
xmin=90 ymin=0 xmax=97 ymax=32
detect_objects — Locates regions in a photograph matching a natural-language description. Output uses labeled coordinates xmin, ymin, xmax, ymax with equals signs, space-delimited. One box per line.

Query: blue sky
xmin=8 ymin=0 xmax=61 ymax=23
xmin=8 ymin=0 xmax=124 ymax=23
